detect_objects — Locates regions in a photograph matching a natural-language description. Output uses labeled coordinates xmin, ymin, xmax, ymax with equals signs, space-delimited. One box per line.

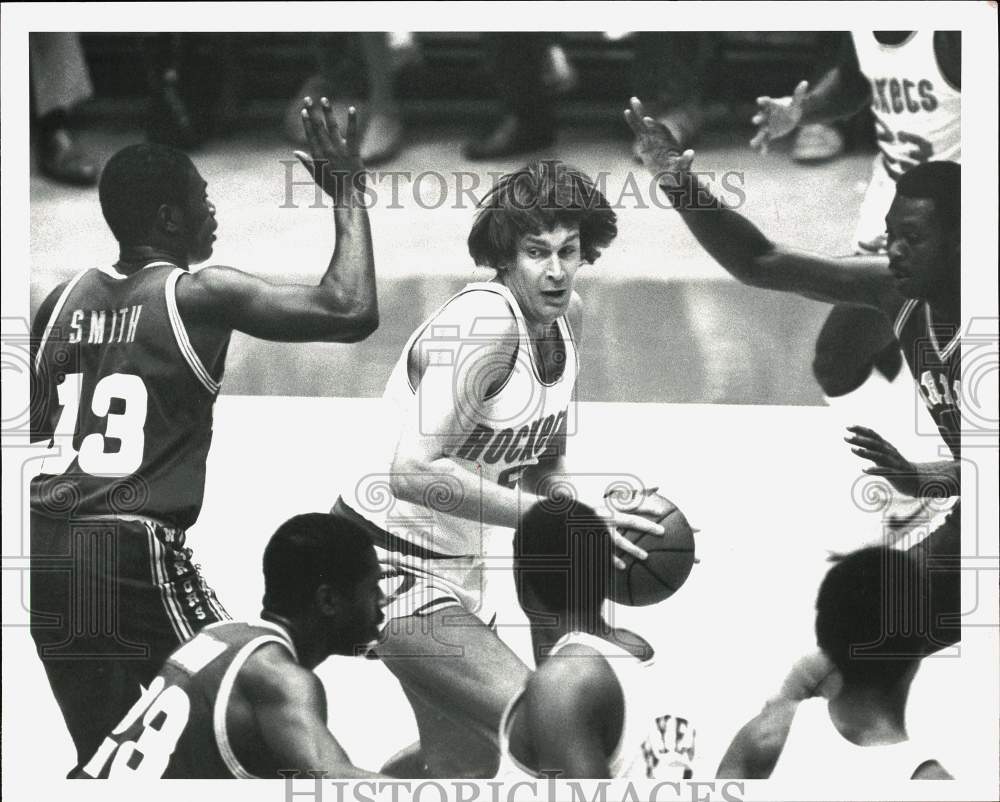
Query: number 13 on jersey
xmin=40 ymin=372 xmax=148 ymax=477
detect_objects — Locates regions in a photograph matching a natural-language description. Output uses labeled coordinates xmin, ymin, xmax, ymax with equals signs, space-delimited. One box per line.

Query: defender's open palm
xmin=846 ymin=425 xmax=922 ymax=498
xmin=750 ymin=80 xmax=808 ymax=153
xmin=624 ymin=97 xmax=695 ymax=190
xmin=294 ymin=97 xmax=364 ymax=207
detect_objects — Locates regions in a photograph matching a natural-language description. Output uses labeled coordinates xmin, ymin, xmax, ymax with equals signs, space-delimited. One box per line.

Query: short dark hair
xmin=895 ymin=161 xmax=961 ymax=238
xmin=467 ymin=161 xmax=618 ymax=269
xmin=262 ymin=513 xmax=376 ymax=616
xmin=815 ymin=546 xmax=927 ymax=688
xmin=513 ymin=498 xmax=612 ymax=622
xmin=98 ymin=143 xmax=197 ymax=244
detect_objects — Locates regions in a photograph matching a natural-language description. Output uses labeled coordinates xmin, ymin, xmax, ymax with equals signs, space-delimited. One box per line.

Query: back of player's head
xmin=895 ymin=161 xmax=961 ymax=239
xmin=467 ymin=160 xmax=618 ymax=269
xmin=815 ymin=546 xmax=927 ymax=688
xmin=513 ymin=498 xmax=612 ymax=624
xmin=99 ymin=143 xmax=197 ymax=244
xmin=262 ymin=512 xmax=376 ymax=616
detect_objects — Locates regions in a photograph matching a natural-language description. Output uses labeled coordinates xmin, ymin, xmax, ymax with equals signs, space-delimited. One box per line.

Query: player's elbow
xmin=338 ymin=308 xmax=379 ymax=343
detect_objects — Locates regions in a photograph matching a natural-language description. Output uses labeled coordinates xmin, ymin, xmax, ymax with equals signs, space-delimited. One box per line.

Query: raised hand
xmin=845 ymin=425 xmax=922 ymax=497
xmin=624 ymin=96 xmax=695 ymax=190
xmin=750 ymin=80 xmax=809 ymax=153
xmin=293 ymin=97 xmax=364 ymax=207
xmin=593 ymin=485 xmax=667 ymax=571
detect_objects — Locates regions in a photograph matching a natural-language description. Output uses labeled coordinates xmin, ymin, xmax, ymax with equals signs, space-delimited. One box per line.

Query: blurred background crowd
xmin=32 ymin=31 xmax=872 ymax=186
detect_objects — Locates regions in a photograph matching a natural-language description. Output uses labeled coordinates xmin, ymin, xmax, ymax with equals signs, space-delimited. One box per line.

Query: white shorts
xmin=332 ymin=497 xmax=492 ymax=627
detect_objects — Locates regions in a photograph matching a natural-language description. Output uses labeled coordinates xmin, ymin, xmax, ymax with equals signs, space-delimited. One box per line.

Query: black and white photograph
xmin=2 ymin=4 xmax=997 ymax=801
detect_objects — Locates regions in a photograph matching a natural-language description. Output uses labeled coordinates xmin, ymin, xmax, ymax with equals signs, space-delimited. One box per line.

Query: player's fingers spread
xmin=751 ymin=112 xmax=766 ymax=126
xmin=749 ymin=130 xmax=768 ymax=150
xmin=630 ymin=96 xmax=647 ymax=119
xmin=301 ymin=104 xmax=323 ymax=156
xmin=613 ymin=554 xmax=627 ymax=571
xmin=852 ymin=447 xmax=889 ymax=465
xmin=321 ymin=97 xmax=344 ymax=145
xmin=793 ymin=80 xmax=810 ymax=100
xmin=847 ymin=425 xmax=881 ymax=439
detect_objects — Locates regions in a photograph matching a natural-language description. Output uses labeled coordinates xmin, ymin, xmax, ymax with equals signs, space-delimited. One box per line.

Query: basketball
xmin=610 ymin=493 xmax=696 ymax=607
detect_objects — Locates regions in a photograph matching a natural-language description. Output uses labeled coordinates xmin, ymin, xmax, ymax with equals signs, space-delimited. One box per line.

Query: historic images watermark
xmin=279 ymin=164 xmax=747 ymax=212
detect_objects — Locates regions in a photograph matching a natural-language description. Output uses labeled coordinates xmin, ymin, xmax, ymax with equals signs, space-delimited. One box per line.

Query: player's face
xmin=885 ymin=195 xmax=953 ymax=300
xmin=183 ymin=170 xmax=218 ymax=265
xmin=334 ymin=560 xmax=386 ymax=654
xmin=500 ymin=225 xmax=582 ymax=330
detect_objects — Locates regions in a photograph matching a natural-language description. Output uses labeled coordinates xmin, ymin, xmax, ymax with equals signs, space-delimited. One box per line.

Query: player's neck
xmin=260 ymin=611 xmax=327 ymax=669
xmin=828 ymin=682 xmax=910 ymax=743
xmin=116 ymin=244 xmax=189 ymax=273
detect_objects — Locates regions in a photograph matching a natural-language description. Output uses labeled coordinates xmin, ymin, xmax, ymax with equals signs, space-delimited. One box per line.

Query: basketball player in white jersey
xmin=496 ymin=498 xmax=697 ymax=780
xmin=750 ymin=32 xmax=960 ymax=500
xmin=717 ymin=546 xmax=951 ymax=780
xmin=333 ymin=161 xmax=666 ymax=777
xmin=627 ymin=97 xmax=962 ymax=694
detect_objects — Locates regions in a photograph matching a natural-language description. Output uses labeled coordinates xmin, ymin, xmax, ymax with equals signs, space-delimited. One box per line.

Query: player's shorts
xmin=332 ymin=497 xmax=489 ymax=626
xmin=853 ymin=155 xmax=896 ymax=252
xmin=30 ymin=510 xmax=228 ymax=766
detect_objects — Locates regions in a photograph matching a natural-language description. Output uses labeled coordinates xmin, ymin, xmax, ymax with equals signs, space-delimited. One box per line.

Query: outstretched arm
xmin=751 ymin=36 xmax=870 ymax=151
xmin=716 ymin=701 xmax=796 ymax=779
xmin=239 ymin=647 xmax=385 ymax=778
xmin=176 ymin=98 xmax=378 ymax=343
xmin=627 ymin=97 xmax=900 ymax=313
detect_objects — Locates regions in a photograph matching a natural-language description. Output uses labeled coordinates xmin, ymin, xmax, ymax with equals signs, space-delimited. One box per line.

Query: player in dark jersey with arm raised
xmin=29 ymin=97 xmax=378 ymax=772
xmin=625 ymin=98 xmax=961 ymax=652
xmin=76 ymin=513 xmax=388 ymax=779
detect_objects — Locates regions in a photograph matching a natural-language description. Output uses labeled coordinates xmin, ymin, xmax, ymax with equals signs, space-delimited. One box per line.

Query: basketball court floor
xmin=10 ymin=124 xmax=997 ymax=785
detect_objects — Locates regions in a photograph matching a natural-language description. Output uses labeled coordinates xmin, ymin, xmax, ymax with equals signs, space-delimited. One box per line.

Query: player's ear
xmin=156 ymin=203 xmax=183 ymax=235
xmin=314 ymin=583 xmax=340 ymax=616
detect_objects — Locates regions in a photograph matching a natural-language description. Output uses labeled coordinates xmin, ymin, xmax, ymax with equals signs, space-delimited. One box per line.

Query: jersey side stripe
xmin=34 ymin=268 xmax=92 ymax=373
xmin=164 ymin=269 xmax=221 ymax=395
xmin=893 ymin=299 xmax=919 ymax=341
xmin=213 ymin=634 xmax=296 ymax=779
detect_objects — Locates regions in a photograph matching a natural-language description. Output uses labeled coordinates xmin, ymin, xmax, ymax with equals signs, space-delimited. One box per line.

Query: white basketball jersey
xmin=770 ymin=698 xmax=937 ymax=780
xmin=852 ymin=31 xmax=961 ymax=178
xmin=496 ymin=632 xmax=696 ymax=780
xmin=351 ymin=281 xmax=577 ymax=557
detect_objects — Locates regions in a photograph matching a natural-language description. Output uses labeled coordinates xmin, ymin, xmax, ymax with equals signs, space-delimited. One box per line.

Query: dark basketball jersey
xmin=893 ymin=299 xmax=961 ymax=458
xmin=76 ymin=620 xmax=296 ymax=779
xmin=30 ymin=263 xmax=229 ymax=529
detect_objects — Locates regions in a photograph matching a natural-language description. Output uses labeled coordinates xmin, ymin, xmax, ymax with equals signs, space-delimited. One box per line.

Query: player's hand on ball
xmin=845 ymin=425 xmax=922 ymax=497
xmin=293 ymin=97 xmax=365 ymax=207
xmin=750 ymin=79 xmax=808 ymax=153
xmin=596 ymin=486 xmax=666 ymax=570
xmin=624 ymin=97 xmax=695 ymax=192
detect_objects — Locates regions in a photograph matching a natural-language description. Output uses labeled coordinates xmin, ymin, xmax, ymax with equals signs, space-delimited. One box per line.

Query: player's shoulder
xmin=528 ymin=643 xmax=620 ymax=705
xmin=435 ymin=285 xmax=520 ymax=332
xmin=32 ymin=280 xmax=72 ymax=338
xmin=235 ymin=641 xmax=317 ymax=704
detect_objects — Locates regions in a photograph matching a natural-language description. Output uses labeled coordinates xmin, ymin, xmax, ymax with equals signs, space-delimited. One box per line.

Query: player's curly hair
xmin=99 ymin=143 xmax=196 ymax=244
xmin=467 ymin=161 xmax=618 ymax=270
xmin=815 ymin=546 xmax=928 ymax=688
xmin=262 ymin=512 xmax=375 ymax=615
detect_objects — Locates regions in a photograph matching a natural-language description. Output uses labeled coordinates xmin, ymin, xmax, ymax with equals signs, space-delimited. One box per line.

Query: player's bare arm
xmin=845 ymin=425 xmax=960 ymax=499
xmin=390 ymin=290 xmax=663 ymax=563
xmin=176 ymin=98 xmax=378 ymax=343
xmin=751 ymin=35 xmax=870 ymax=152
xmin=626 ymin=97 xmax=903 ymax=315
xmin=523 ymin=645 xmax=621 ymax=778
xmin=715 ymin=699 xmax=796 ymax=780
xmin=233 ymin=644 xmax=384 ymax=779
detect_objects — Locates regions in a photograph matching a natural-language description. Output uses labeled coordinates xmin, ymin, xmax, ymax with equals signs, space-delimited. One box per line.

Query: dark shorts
xmin=30 ymin=511 xmax=228 ymax=768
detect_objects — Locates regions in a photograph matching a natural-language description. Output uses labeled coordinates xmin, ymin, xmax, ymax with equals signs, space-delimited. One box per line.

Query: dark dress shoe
xmin=39 ymin=129 xmax=99 ymax=187
xmin=463 ymin=115 xmax=555 ymax=161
